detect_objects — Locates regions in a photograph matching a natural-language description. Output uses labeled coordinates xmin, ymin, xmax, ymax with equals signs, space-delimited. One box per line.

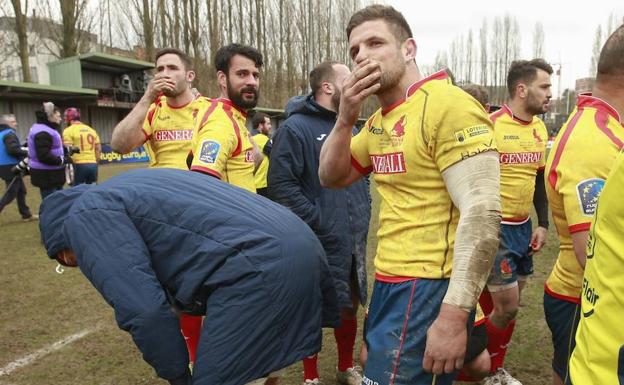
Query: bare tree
xmin=479 ymin=19 xmax=487 ymax=86
xmin=9 ymin=0 xmax=31 ymax=81
xmin=589 ymin=25 xmax=602 ymax=76
xmin=532 ymin=22 xmax=544 ymax=59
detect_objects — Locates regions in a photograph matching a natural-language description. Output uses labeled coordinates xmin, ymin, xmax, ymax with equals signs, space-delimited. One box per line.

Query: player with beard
xmin=318 ymin=5 xmax=501 ymax=385
xmin=111 ymin=48 xmax=208 ymax=169
xmin=268 ymin=61 xmax=371 ymax=385
xmin=188 ymin=44 xmax=263 ymax=192
xmin=479 ymin=59 xmax=552 ymax=385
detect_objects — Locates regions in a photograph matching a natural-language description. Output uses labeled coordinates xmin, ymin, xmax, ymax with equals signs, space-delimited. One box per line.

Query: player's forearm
xmin=533 ymin=170 xmax=549 ymax=228
xmin=571 ymin=231 xmax=589 ymax=269
xmin=110 ymin=98 xmax=151 ymax=154
xmin=319 ymin=122 xmax=354 ymax=188
xmin=442 ymin=152 xmax=501 ymax=312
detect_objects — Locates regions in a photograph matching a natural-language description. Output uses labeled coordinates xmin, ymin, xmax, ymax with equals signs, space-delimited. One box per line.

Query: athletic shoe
xmin=22 ymin=214 xmax=38 ymax=222
xmin=303 ymin=378 xmax=322 ymax=385
xmin=495 ymin=368 xmax=522 ymax=385
xmin=336 ymin=366 xmax=363 ymax=385
xmin=481 ymin=372 xmax=503 ymax=385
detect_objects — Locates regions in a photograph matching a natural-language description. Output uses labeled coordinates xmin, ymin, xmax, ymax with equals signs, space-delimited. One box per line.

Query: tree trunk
xmin=10 ymin=0 xmax=31 ymax=82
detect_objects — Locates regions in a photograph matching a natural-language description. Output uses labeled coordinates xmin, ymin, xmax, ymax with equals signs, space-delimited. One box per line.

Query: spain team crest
xmin=576 ymin=178 xmax=605 ymax=216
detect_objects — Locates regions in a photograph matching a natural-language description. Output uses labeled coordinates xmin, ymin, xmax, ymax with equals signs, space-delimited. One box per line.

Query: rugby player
xmin=252 ymin=112 xmax=272 ymax=197
xmin=318 ymin=5 xmax=501 ymax=385
xmin=62 ymin=108 xmax=101 ymax=185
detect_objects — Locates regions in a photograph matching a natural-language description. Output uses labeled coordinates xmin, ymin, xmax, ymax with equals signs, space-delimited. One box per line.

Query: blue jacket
xmin=39 ymin=168 xmax=339 ymax=385
xmin=268 ymin=94 xmax=371 ymax=308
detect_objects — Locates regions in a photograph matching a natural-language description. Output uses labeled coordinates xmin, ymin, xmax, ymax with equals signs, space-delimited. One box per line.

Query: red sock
xmin=302 ymin=354 xmax=320 ymax=381
xmin=179 ymin=314 xmax=203 ymax=363
xmin=485 ymin=318 xmax=516 ymax=372
xmin=479 ymin=289 xmax=494 ymax=316
xmin=455 ymin=370 xmax=479 ymax=382
xmin=334 ymin=317 xmax=357 ymax=371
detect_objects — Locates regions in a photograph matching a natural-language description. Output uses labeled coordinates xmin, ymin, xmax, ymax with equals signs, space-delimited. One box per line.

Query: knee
xmin=463 ymin=349 xmax=491 ymax=379
xmin=340 ymin=306 xmax=358 ymax=320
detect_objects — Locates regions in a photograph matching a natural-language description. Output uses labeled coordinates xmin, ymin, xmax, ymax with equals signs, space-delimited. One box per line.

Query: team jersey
xmin=189 ymin=98 xmax=256 ymax=192
xmin=350 ymin=70 xmax=496 ymax=278
xmin=141 ymin=95 xmax=211 ymax=170
xmin=490 ymin=105 xmax=548 ymax=223
xmin=62 ymin=122 xmax=100 ymax=164
xmin=545 ymin=94 xmax=624 ymax=301
xmin=252 ymin=133 xmax=270 ymax=189
xmin=569 ymin=147 xmax=624 ymax=385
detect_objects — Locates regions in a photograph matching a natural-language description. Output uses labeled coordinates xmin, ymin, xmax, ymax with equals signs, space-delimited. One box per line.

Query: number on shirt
xmin=80 ymin=133 xmax=96 ymax=151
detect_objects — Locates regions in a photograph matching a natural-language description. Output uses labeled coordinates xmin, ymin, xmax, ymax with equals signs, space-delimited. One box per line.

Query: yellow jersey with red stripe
xmin=490 ymin=105 xmax=547 ymax=223
xmin=544 ymin=94 xmax=624 ymax=301
xmin=570 ymin=147 xmax=624 ymax=385
xmin=252 ymin=133 xmax=270 ymax=189
xmin=190 ymin=98 xmax=256 ymax=192
xmin=350 ymin=70 xmax=496 ymax=279
xmin=142 ymin=95 xmax=210 ymax=170
xmin=62 ymin=122 xmax=100 ymax=164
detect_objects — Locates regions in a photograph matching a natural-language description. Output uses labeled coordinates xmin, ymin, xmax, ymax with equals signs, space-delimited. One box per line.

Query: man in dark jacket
xmin=0 ymin=114 xmax=35 ymax=220
xmin=268 ymin=61 xmax=371 ymax=385
xmin=39 ymin=168 xmax=339 ymax=385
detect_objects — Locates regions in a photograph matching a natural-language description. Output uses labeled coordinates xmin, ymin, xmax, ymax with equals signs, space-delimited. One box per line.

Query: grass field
xmin=0 ymin=163 xmax=559 ymax=385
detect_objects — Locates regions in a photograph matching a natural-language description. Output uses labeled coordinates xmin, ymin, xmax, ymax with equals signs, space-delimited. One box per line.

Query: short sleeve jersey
xmin=252 ymin=133 xmax=270 ymax=190
xmin=190 ymin=98 xmax=256 ymax=192
xmin=545 ymin=94 xmax=624 ymax=301
xmin=62 ymin=122 xmax=100 ymax=164
xmin=569 ymin=148 xmax=624 ymax=385
xmin=142 ymin=95 xmax=210 ymax=170
xmin=490 ymin=105 xmax=548 ymax=223
xmin=350 ymin=70 xmax=496 ymax=279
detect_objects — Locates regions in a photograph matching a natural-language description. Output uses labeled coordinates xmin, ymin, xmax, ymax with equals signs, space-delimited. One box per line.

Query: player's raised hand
xmin=144 ymin=74 xmax=176 ymax=101
xmin=337 ymin=59 xmax=381 ymax=128
xmin=423 ymin=304 xmax=468 ymax=375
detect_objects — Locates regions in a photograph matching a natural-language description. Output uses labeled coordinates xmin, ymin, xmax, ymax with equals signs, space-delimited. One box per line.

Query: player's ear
xmin=217 ymin=71 xmax=227 ymax=90
xmin=186 ymin=70 xmax=196 ymax=83
xmin=403 ymin=38 xmax=417 ymax=62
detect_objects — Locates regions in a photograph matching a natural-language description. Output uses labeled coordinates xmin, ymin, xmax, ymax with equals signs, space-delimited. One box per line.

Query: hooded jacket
xmin=39 ymin=168 xmax=339 ymax=385
xmin=27 ymin=112 xmax=65 ymax=189
xmin=268 ymin=94 xmax=371 ymax=308
xmin=0 ymin=124 xmax=27 ymax=180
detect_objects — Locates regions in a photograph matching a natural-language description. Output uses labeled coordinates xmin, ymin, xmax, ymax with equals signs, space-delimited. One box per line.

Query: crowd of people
xmin=2 ymin=4 xmax=624 ymax=385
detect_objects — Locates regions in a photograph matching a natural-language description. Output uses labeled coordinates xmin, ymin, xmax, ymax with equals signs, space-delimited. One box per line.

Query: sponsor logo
xmin=199 ymin=140 xmax=221 ymax=164
xmin=455 ymin=124 xmax=490 ymax=143
xmin=368 ymin=125 xmax=384 ymax=135
xmin=582 ymin=277 xmax=599 ymax=317
xmin=392 ymin=115 xmax=406 ymax=137
xmin=245 ymin=150 xmax=254 ymax=162
xmin=503 ymin=135 xmax=520 ymax=140
xmin=362 ymin=376 xmax=380 ymax=385
xmin=460 ymin=139 xmax=494 ymax=160
xmin=576 ymin=178 xmax=605 ymax=216
xmin=157 ymin=115 xmax=171 ymax=121
xmin=154 ymin=129 xmax=193 ymax=142
xmin=499 ymin=151 xmax=543 ymax=164
xmin=533 ymin=128 xmax=543 ymax=143
xmin=316 ymin=134 xmax=327 ymax=141
xmin=370 ymin=152 xmax=406 ymax=174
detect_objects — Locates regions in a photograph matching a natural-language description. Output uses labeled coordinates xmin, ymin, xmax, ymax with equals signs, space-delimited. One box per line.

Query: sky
xmin=387 ymin=0 xmax=624 ymax=95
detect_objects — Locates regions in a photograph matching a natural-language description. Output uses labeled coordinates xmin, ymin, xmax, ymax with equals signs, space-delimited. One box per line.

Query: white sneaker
xmin=303 ymin=378 xmax=322 ymax=385
xmin=336 ymin=366 xmax=363 ymax=385
xmin=493 ymin=368 xmax=522 ymax=385
xmin=481 ymin=371 xmax=503 ymax=385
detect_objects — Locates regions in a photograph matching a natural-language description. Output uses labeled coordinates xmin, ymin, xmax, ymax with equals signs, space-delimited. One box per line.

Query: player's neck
xmin=376 ymin=65 xmax=423 ymax=110
xmin=507 ymin=100 xmax=534 ymax=122
xmin=166 ymin=90 xmax=193 ymax=108
xmin=592 ymin=83 xmax=624 ymax=123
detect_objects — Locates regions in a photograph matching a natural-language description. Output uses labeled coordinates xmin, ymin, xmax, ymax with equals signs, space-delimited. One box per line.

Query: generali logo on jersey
xmin=370 ymin=152 xmax=406 ymax=174
xmin=154 ymin=129 xmax=193 ymax=141
xmin=500 ymin=151 xmax=543 ymax=164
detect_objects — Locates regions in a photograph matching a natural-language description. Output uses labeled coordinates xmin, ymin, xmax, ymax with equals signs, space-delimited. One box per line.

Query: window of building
xmin=5 ymin=65 xmax=14 ymax=81
xmin=30 ymin=66 xmax=38 ymax=83
xmin=29 ymin=44 xmax=36 ymax=56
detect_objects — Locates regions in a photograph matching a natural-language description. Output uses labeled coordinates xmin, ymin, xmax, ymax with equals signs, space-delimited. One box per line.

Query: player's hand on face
xmin=337 ymin=59 xmax=382 ymax=127
xmin=530 ymin=226 xmax=548 ymax=252
xmin=423 ymin=304 xmax=468 ymax=375
xmin=145 ymin=74 xmax=176 ymax=100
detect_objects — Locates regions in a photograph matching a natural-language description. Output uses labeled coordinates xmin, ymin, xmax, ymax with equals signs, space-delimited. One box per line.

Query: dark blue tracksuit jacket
xmin=268 ymin=94 xmax=371 ymax=309
xmin=39 ymin=168 xmax=339 ymax=385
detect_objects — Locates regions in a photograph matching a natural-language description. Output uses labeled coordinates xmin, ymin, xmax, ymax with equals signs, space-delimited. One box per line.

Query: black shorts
xmin=465 ymin=322 xmax=488 ymax=363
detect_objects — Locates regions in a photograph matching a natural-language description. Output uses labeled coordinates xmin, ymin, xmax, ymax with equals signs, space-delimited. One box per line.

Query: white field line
xmin=0 ymin=325 xmax=102 ymax=377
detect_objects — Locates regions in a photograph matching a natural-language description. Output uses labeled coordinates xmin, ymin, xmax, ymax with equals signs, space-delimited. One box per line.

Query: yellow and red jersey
xmin=545 ymin=94 xmax=624 ymax=301
xmin=570 ymin=148 xmax=624 ymax=385
xmin=252 ymin=133 xmax=270 ymax=190
xmin=141 ymin=95 xmax=211 ymax=170
xmin=350 ymin=70 xmax=496 ymax=279
xmin=189 ymin=98 xmax=255 ymax=192
xmin=62 ymin=122 xmax=100 ymax=164
xmin=490 ymin=105 xmax=548 ymax=223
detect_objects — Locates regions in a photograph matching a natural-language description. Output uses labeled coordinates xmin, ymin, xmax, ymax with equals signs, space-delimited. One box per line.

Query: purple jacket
xmin=28 ymin=123 xmax=63 ymax=170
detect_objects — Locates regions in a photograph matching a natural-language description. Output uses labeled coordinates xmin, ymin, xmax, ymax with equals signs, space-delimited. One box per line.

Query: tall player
xmin=481 ymin=59 xmax=552 ymax=385
xmin=252 ymin=112 xmax=272 ymax=197
xmin=547 ymin=24 xmax=624 ymax=385
xmin=319 ymin=5 xmax=501 ymax=385
xmin=62 ymin=108 xmax=101 ymax=185
xmin=110 ymin=47 xmax=211 ymax=366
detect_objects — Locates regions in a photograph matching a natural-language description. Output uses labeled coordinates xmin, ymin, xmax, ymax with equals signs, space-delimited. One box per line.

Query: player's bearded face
xmin=377 ymin=47 xmax=406 ymax=93
xmin=331 ymin=82 xmax=341 ymax=111
xmin=525 ymin=69 xmax=552 ymax=115
xmin=162 ymin=72 xmax=189 ymax=97
xmin=227 ymin=76 xmax=259 ymax=109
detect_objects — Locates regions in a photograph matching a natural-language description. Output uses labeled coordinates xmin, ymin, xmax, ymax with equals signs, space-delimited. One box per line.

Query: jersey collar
xmin=577 ymin=93 xmax=622 ymax=123
xmin=381 ymin=70 xmax=449 ymax=115
xmin=218 ymin=98 xmax=248 ymax=118
xmin=501 ymin=104 xmax=534 ymax=126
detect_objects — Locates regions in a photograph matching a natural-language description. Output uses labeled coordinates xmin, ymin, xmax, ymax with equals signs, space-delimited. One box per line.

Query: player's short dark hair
xmin=251 ymin=112 xmax=269 ymax=129
xmin=347 ymin=4 xmax=413 ymax=42
xmin=215 ymin=43 xmax=263 ymax=75
xmin=506 ymin=59 xmax=553 ymax=98
xmin=597 ymin=24 xmax=624 ymax=81
xmin=309 ymin=61 xmax=341 ymax=97
xmin=155 ymin=48 xmax=193 ymax=70
xmin=461 ymin=84 xmax=490 ymax=109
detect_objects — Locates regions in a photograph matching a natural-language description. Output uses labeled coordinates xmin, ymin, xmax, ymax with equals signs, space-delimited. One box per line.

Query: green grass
xmin=0 ymin=164 xmax=557 ymax=384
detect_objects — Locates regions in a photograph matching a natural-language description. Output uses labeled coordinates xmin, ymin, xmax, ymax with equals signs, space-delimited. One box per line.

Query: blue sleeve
xmin=65 ymin=208 xmax=189 ymax=381
xmin=267 ymin=125 xmax=320 ymax=230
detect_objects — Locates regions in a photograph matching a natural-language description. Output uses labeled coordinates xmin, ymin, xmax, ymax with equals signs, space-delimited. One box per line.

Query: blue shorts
xmin=544 ymin=290 xmax=580 ymax=383
xmin=363 ymin=277 xmax=474 ymax=385
xmin=487 ymin=220 xmax=533 ymax=289
xmin=73 ymin=163 xmax=98 ymax=185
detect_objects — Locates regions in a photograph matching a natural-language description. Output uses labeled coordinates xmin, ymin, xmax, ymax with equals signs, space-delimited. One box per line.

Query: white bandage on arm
xmin=442 ymin=151 xmax=502 ymax=312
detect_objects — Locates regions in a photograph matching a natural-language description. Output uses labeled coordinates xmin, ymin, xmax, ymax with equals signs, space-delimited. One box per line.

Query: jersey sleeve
xmin=431 ymin=89 xmax=496 ymax=172
xmin=350 ymin=118 xmax=373 ymax=175
xmin=62 ymin=126 xmax=73 ymax=146
xmin=190 ymin=112 xmax=238 ymax=178
xmin=141 ymin=102 xmax=159 ymax=141
xmin=557 ymin=161 xmax=604 ymax=233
